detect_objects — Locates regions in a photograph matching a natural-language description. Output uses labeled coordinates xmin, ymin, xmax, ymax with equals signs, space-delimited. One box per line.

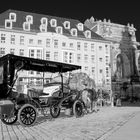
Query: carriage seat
xmin=40 ymin=85 xmax=60 ymax=98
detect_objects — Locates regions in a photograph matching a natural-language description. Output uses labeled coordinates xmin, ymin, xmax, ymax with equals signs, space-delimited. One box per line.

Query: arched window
xmin=115 ymin=54 xmax=123 ymax=80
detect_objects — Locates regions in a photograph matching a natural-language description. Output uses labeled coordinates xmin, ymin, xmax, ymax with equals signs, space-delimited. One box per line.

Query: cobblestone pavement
xmin=0 ymin=106 xmax=140 ymax=140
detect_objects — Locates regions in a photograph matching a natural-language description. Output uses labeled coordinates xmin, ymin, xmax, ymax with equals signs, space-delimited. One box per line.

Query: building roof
xmin=0 ymin=9 xmax=106 ymax=41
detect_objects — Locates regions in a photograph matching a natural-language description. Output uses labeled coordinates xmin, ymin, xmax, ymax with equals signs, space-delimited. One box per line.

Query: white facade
xmin=0 ymin=10 xmax=111 ymax=89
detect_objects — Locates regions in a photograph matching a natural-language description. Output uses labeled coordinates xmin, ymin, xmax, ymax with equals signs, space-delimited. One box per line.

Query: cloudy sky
xmin=1 ymin=0 xmax=140 ymax=41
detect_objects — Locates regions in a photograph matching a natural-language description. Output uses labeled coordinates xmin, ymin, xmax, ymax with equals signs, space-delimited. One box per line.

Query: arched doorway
xmin=115 ymin=53 xmax=131 ymax=80
xmin=115 ymin=54 xmax=123 ymax=80
xmin=138 ymin=55 xmax=140 ymax=73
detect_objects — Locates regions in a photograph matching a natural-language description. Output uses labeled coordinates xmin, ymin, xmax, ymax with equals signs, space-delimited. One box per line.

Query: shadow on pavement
xmin=121 ymin=101 xmax=140 ymax=107
xmin=35 ymin=111 xmax=74 ymax=125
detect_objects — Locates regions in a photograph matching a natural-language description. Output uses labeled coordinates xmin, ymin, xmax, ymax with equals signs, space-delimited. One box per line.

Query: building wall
xmin=0 ymin=10 xmax=111 ymax=90
xmin=85 ymin=17 xmax=139 ymax=82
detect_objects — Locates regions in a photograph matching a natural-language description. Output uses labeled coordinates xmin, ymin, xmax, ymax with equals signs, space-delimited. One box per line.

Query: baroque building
xmin=85 ymin=17 xmax=139 ymax=83
xmin=0 ymin=9 xmax=111 ymax=90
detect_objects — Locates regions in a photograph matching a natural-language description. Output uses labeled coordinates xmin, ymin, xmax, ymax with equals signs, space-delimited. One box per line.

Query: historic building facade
xmin=0 ymin=10 xmax=111 ymax=89
xmin=85 ymin=17 xmax=139 ymax=83
xmin=135 ymin=46 xmax=140 ymax=75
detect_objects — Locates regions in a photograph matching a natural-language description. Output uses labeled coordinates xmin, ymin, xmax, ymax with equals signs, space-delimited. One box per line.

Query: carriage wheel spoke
xmin=18 ymin=105 xmax=37 ymax=126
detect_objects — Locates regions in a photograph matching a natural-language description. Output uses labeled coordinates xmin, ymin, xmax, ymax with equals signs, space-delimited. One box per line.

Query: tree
xmin=69 ymin=72 xmax=96 ymax=91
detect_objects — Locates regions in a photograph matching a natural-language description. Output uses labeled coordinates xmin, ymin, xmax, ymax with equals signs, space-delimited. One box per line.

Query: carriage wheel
xmin=1 ymin=114 xmax=17 ymax=125
xmin=18 ymin=104 xmax=37 ymax=126
xmin=50 ymin=105 xmax=60 ymax=118
xmin=73 ymin=100 xmax=83 ymax=117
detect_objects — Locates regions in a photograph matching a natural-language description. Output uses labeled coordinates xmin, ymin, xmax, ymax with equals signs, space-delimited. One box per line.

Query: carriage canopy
xmin=0 ymin=54 xmax=81 ymax=73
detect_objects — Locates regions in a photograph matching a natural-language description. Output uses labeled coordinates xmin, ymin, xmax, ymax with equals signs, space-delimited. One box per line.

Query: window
xmin=29 ymin=49 xmax=35 ymax=58
xmin=36 ymin=72 xmax=41 ymax=75
xmin=36 ymin=78 xmax=42 ymax=85
xmin=0 ymin=48 xmax=5 ymax=57
xmin=62 ymin=42 xmax=66 ymax=47
xmin=71 ymin=28 xmax=77 ymax=36
xmin=29 ymin=71 xmax=34 ymax=75
xmin=40 ymin=24 xmax=47 ymax=32
xmin=84 ymin=43 xmax=88 ymax=51
xmin=40 ymin=17 xmax=48 ymax=32
xmin=91 ymin=55 xmax=95 ymax=63
xmin=11 ymin=35 xmax=15 ymax=44
xmin=10 ymin=48 xmax=15 ymax=54
xmin=41 ymin=17 xmax=48 ymax=25
xmin=9 ymin=13 xmax=16 ymax=22
xmin=91 ymin=44 xmax=94 ymax=52
xmin=23 ymin=22 xmax=30 ymax=31
xmin=84 ymin=30 xmax=91 ymax=38
xmin=29 ymin=78 xmax=34 ymax=85
xmin=84 ymin=54 xmax=88 ymax=63
xmin=19 ymin=49 xmax=24 ymax=56
xmin=50 ymin=19 xmax=57 ymax=27
xmin=63 ymin=52 xmax=74 ymax=63
xmin=69 ymin=52 xmax=74 ymax=63
xmin=37 ymin=50 xmax=42 ymax=59
xmin=54 ymin=52 xmax=58 ymax=61
xmin=99 ymin=69 xmax=103 ymax=73
xmin=0 ymin=34 xmax=6 ymax=43
xmin=106 ymin=67 xmax=109 ymax=77
xmin=92 ymin=67 xmax=95 ymax=74
xmin=106 ymin=56 xmax=109 ymax=65
xmin=5 ymin=20 xmax=12 ymax=29
xmin=69 ymin=43 xmax=73 ymax=48
xmin=56 ymin=26 xmax=63 ymax=34
xmin=99 ymin=46 xmax=102 ymax=50
xmin=105 ymin=45 xmax=109 ymax=54
xmin=46 ymin=51 xmax=50 ymax=60
xmin=54 ymin=39 xmax=58 ymax=48
xmin=63 ymin=21 xmax=70 ymax=29
xmin=63 ymin=52 xmax=68 ymax=63
xmin=106 ymin=79 xmax=110 ymax=84
xmin=29 ymin=39 xmax=33 ymax=44
xmin=77 ymin=54 xmax=81 ymax=63
xmin=99 ymin=57 xmax=103 ymax=62
xmin=20 ymin=36 xmax=24 ymax=45
xmin=26 ymin=15 xmax=33 ymax=24
xmin=46 ymin=38 xmax=51 ymax=47
xmin=77 ymin=23 xmax=83 ymax=31
xmin=85 ymin=66 xmax=88 ymax=71
xmin=77 ymin=42 xmax=81 ymax=50
xmin=38 ymin=40 xmax=42 ymax=45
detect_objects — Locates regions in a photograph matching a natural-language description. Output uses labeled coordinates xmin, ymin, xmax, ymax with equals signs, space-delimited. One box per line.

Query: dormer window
xmin=71 ymin=28 xmax=77 ymax=36
xmin=56 ymin=26 xmax=63 ymax=34
xmin=23 ymin=22 xmax=30 ymax=31
xmin=84 ymin=30 xmax=91 ymax=38
xmin=41 ymin=17 xmax=48 ymax=25
xmin=77 ymin=23 xmax=83 ymax=31
xmin=50 ymin=19 xmax=57 ymax=27
xmin=63 ymin=21 xmax=70 ymax=29
xmin=39 ymin=24 xmax=47 ymax=32
xmin=9 ymin=13 xmax=16 ymax=22
xmin=5 ymin=20 xmax=12 ymax=29
xmin=26 ymin=15 xmax=33 ymax=24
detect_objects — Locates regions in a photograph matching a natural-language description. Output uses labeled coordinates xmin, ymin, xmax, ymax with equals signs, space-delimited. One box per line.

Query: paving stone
xmin=0 ymin=107 xmax=140 ymax=140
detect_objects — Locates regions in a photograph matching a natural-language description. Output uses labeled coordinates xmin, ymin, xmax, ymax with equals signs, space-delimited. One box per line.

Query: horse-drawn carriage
xmin=0 ymin=54 xmax=84 ymax=126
